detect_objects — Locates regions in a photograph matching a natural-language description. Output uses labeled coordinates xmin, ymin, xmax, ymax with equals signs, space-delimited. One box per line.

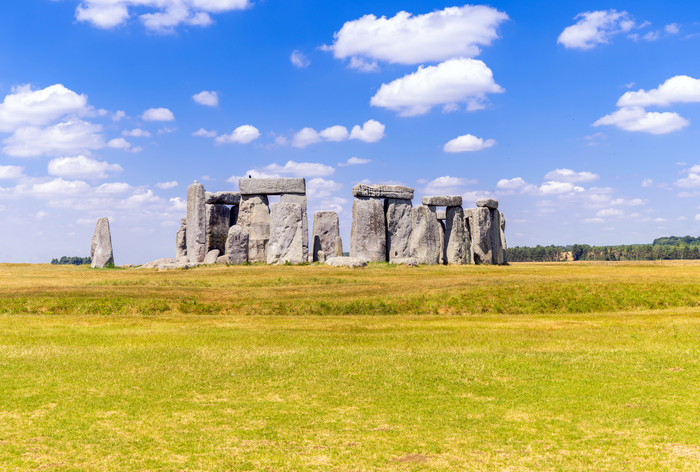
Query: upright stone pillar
xmin=469 ymin=206 xmax=492 ymax=264
xmin=490 ymin=210 xmax=504 ymax=265
xmin=409 ymin=205 xmax=441 ymax=264
xmin=225 ymin=225 xmax=249 ymax=265
xmin=385 ymin=198 xmax=412 ymax=261
xmin=91 ymin=217 xmax=114 ymax=268
xmin=350 ymin=197 xmax=386 ymax=262
xmin=205 ymin=204 xmax=231 ymax=254
xmin=186 ymin=182 xmax=207 ymax=263
xmin=267 ymin=203 xmax=304 ymax=265
xmin=500 ymin=212 xmax=507 ymax=264
xmin=175 ymin=218 xmax=187 ymax=259
xmin=445 ymin=206 xmax=468 ymax=265
xmin=312 ymin=211 xmax=340 ymax=262
xmin=280 ymin=193 xmax=308 ymax=262
xmin=238 ymin=194 xmax=270 ymax=263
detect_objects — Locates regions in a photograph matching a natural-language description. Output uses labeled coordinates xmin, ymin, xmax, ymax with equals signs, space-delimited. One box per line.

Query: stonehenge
xmin=312 ymin=211 xmax=340 ymax=262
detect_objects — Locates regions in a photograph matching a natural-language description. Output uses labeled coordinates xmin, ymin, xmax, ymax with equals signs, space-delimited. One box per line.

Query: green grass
xmin=0 ymin=262 xmax=698 ymax=470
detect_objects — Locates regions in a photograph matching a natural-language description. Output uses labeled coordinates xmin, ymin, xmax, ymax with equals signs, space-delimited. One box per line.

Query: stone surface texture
xmin=317 ymin=250 xmax=326 ymax=263
xmin=280 ymin=193 xmax=309 ymax=261
xmin=334 ymin=236 xmax=344 ymax=257
xmin=445 ymin=206 xmax=468 ymax=265
xmin=469 ymin=207 xmax=493 ymax=264
xmin=490 ymin=210 xmax=504 ymax=265
xmin=325 ymin=256 xmax=368 ymax=268
xmin=225 ymin=225 xmax=249 ymax=265
xmin=175 ymin=218 xmax=187 ymax=259
xmin=205 ymin=191 xmax=241 ymax=205
xmin=500 ymin=212 xmax=507 ymax=264
xmin=267 ymin=202 xmax=305 ymax=265
xmin=409 ymin=205 xmax=442 ymax=265
xmin=312 ymin=211 xmax=340 ymax=262
xmin=384 ymin=198 xmax=413 ymax=262
xmin=476 ymin=198 xmax=499 ymax=210
xmin=352 ymin=183 xmax=414 ymax=200
xmin=390 ymin=257 xmax=418 ymax=267
xmin=203 ymin=249 xmax=220 ymax=264
xmin=237 ymin=194 xmax=270 ymax=263
xmin=205 ymin=203 xmax=231 ymax=253
xmin=186 ymin=182 xmax=207 ymax=263
xmin=90 ymin=217 xmax=114 ymax=268
xmin=239 ymin=178 xmax=305 ymax=195
xmin=350 ymin=197 xmax=387 ymax=262
xmin=422 ymin=196 xmax=463 ymax=207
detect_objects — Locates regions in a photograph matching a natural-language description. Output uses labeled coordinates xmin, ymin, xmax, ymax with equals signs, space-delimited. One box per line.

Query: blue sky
xmin=1 ymin=0 xmax=700 ymax=263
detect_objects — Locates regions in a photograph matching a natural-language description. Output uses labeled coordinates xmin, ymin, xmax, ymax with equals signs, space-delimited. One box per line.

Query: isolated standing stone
xmin=470 ymin=207 xmax=493 ymax=264
xmin=500 ymin=212 xmax=507 ymax=264
xmin=206 ymin=203 xmax=231 ymax=254
xmin=237 ymin=194 xmax=270 ymax=263
xmin=225 ymin=225 xmax=249 ymax=265
xmin=385 ymin=198 xmax=412 ymax=261
xmin=280 ymin=193 xmax=309 ymax=262
xmin=186 ymin=182 xmax=207 ymax=263
xmin=409 ymin=205 xmax=442 ymax=265
xmin=267 ymin=202 xmax=305 ymax=265
xmin=203 ymin=249 xmax=220 ymax=265
xmin=334 ymin=236 xmax=344 ymax=257
xmin=312 ymin=211 xmax=340 ymax=262
xmin=175 ymin=218 xmax=187 ymax=259
xmin=350 ymin=197 xmax=386 ymax=262
xmin=90 ymin=217 xmax=114 ymax=268
xmin=445 ymin=206 xmax=468 ymax=265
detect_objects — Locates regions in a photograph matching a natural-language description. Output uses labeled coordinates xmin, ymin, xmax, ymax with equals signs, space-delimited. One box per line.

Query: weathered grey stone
xmin=157 ymin=261 xmax=201 ymax=270
xmin=390 ymin=257 xmax=418 ymax=267
xmin=237 ymin=195 xmax=270 ymax=263
xmin=205 ymin=191 xmax=241 ymax=205
xmin=203 ymin=249 xmax=220 ymax=264
xmin=186 ymin=182 xmax=207 ymax=263
xmin=490 ymin=210 xmax=504 ymax=265
xmin=239 ymin=178 xmax=306 ymax=195
xmin=325 ymin=256 xmax=368 ymax=268
xmin=140 ymin=257 xmax=177 ymax=269
xmin=267 ymin=203 xmax=305 ymax=265
xmin=334 ymin=236 xmax=344 ymax=257
xmin=500 ymin=212 xmax=507 ymax=265
xmin=445 ymin=206 xmax=468 ymax=265
xmin=280 ymin=193 xmax=309 ymax=262
xmin=436 ymin=210 xmax=446 ymax=220
xmin=317 ymin=250 xmax=326 ymax=263
xmin=216 ymin=255 xmax=229 ymax=265
xmin=469 ymin=207 xmax=493 ymax=264
xmin=225 ymin=225 xmax=249 ymax=265
xmin=476 ymin=198 xmax=498 ymax=210
xmin=205 ymin=204 xmax=231 ymax=253
xmin=384 ymin=198 xmax=412 ymax=262
xmin=422 ymin=195 xmax=463 ymax=207
xmin=438 ymin=220 xmax=446 ymax=265
xmin=176 ymin=218 xmax=187 ymax=259
xmin=350 ymin=197 xmax=386 ymax=262
xmin=409 ymin=205 xmax=442 ymax=265
xmin=91 ymin=217 xmax=114 ymax=268
xmin=352 ymin=183 xmax=414 ymax=200
xmin=312 ymin=211 xmax=340 ymax=262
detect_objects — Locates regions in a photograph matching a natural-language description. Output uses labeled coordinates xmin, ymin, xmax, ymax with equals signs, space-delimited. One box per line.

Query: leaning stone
xmin=312 ymin=211 xmax=340 ymax=262
xmin=216 ymin=255 xmax=229 ymax=265
xmin=280 ymin=193 xmax=309 ymax=262
xmin=225 ymin=225 xmax=249 ymax=265
xmin=91 ymin=217 xmax=114 ymax=268
xmin=325 ymin=256 xmax=368 ymax=268
xmin=317 ymin=250 xmax=326 ymax=263
xmin=469 ymin=207 xmax=493 ymax=264
xmin=186 ymin=182 xmax=207 ymax=263
xmin=267 ymin=203 xmax=304 ymax=265
xmin=203 ymin=249 xmax=220 ymax=265
xmin=237 ymin=195 xmax=270 ymax=263
xmin=476 ymin=198 xmax=498 ymax=210
xmin=409 ymin=205 xmax=442 ymax=265
xmin=206 ymin=204 xmax=231 ymax=253
xmin=422 ymin=195 xmax=463 ymax=207
xmin=350 ymin=197 xmax=386 ymax=262
xmin=445 ymin=206 xmax=468 ymax=265
xmin=390 ymin=257 xmax=418 ymax=267
xmin=385 ymin=198 xmax=412 ymax=262
xmin=176 ymin=218 xmax=187 ymax=258
xmin=205 ymin=191 xmax=241 ymax=205
xmin=239 ymin=178 xmax=305 ymax=195
xmin=352 ymin=183 xmax=414 ymax=200
xmin=334 ymin=236 xmax=344 ymax=257
xmin=490 ymin=210 xmax=504 ymax=265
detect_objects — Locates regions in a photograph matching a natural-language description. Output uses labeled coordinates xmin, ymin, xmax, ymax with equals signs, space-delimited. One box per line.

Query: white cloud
xmin=95 ymin=182 xmax=132 ymax=194
xmin=290 ymin=50 xmax=310 ymax=68
xmin=327 ymin=5 xmax=508 ymax=65
xmin=584 ymin=217 xmax=605 ymax=224
xmin=675 ymin=170 xmax=700 ymax=188
xmin=596 ymin=208 xmax=624 ymax=217
xmin=348 ymin=57 xmax=378 ymax=72
xmin=169 ymin=197 xmax=186 ymax=211
xmin=122 ymin=128 xmax=151 ymax=137
xmin=424 ymin=176 xmax=474 ymax=194
xmin=539 ymin=181 xmax=585 ymax=195
xmin=543 ymin=168 xmax=599 ymax=183
xmin=26 ymin=178 xmax=91 ymax=197
xmin=157 ymin=127 xmax=176 ymax=135
xmin=496 ymin=177 xmax=527 ymax=190
xmin=641 ymin=178 xmax=653 ymax=187
xmin=665 ymin=23 xmax=680 ymax=35
xmin=349 ymin=120 xmax=385 ymax=142
xmin=3 ymin=120 xmax=105 ymax=157
xmin=593 ymin=106 xmax=688 ymax=134
xmin=306 ymin=178 xmax=342 ymax=199
xmin=155 ymin=181 xmax=178 ymax=189
xmin=192 ymin=91 xmax=218 ymax=107
xmin=338 ymin=157 xmax=371 ymax=166
xmin=558 ymin=10 xmax=636 ymax=50
xmin=0 ymin=84 xmax=90 ymax=133
xmin=215 ymin=125 xmax=260 ymax=144
xmin=75 ymin=0 xmax=251 ymax=32
xmin=444 ymin=133 xmax=495 ymax=153
xmin=292 ymin=128 xmax=321 ymax=148
xmin=112 ymin=110 xmax=126 ymax=121
xmin=120 ymin=189 xmax=160 ymax=208
xmin=141 ymin=107 xmax=175 ymax=122
xmin=319 ymin=125 xmax=349 ymax=142
xmin=617 ymin=75 xmax=700 ymax=107
xmin=370 ymin=58 xmax=503 ymax=116
xmin=107 ymin=137 xmax=132 ymax=150
xmin=260 ymin=160 xmax=334 ymax=178
xmin=192 ymin=128 xmax=217 ymax=138
xmin=48 ymin=155 xmax=122 ymax=179
xmin=0 ymin=165 xmax=24 ymax=179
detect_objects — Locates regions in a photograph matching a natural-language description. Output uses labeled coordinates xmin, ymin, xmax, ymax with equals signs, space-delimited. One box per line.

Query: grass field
xmin=0 ymin=262 xmax=698 ymax=470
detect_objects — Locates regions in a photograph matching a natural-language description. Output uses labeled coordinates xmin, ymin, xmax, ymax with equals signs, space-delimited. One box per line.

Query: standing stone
xmin=176 ymin=218 xmax=187 ymax=259
xmin=438 ymin=219 xmax=446 ymax=265
xmin=206 ymin=204 xmax=231 ymax=254
xmin=350 ymin=197 xmax=386 ymax=262
xmin=280 ymin=193 xmax=309 ymax=262
xmin=225 ymin=225 xmax=249 ymax=265
xmin=312 ymin=211 xmax=340 ymax=262
xmin=186 ymin=182 xmax=207 ymax=263
xmin=334 ymin=236 xmax=344 ymax=257
xmin=500 ymin=212 xmax=507 ymax=265
xmin=317 ymin=250 xmax=326 ymax=263
xmin=445 ymin=207 xmax=468 ymax=265
xmin=267 ymin=202 xmax=304 ymax=265
xmin=203 ymin=249 xmax=220 ymax=265
xmin=384 ymin=198 xmax=412 ymax=262
xmin=90 ymin=217 xmax=114 ymax=268
xmin=469 ymin=207 xmax=493 ymax=264
xmin=237 ymin=194 xmax=270 ymax=263
xmin=409 ymin=205 xmax=442 ymax=265
xmin=491 ymin=210 xmax=504 ymax=265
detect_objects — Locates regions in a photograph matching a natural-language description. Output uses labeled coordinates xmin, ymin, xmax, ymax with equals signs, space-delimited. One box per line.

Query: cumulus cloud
xmin=107 ymin=137 xmax=132 ymax=150
xmin=192 ymin=128 xmax=217 ymax=138
xmin=348 ymin=57 xmax=378 ymax=72
xmin=48 ymin=155 xmax=122 ymax=179
xmin=665 ymin=23 xmax=680 ymax=35
xmin=290 ymin=50 xmax=310 ymax=68
xmin=215 ymin=125 xmax=260 ymax=144
xmin=444 ymin=133 xmax=495 ymax=153
xmin=617 ymin=75 xmax=700 ymax=107
xmin=74 ymin=0 xmax=251 ymax=32
xmin=496 ymin=177 xmax=528 ymax=190
xmin=3 ymin=120 xmax=105 ymax=157
xmin=675 ymin=164 xmax=700 ymax=188
xmin=338 ymin=157 xmax=371 ymax=166
xmin=0 ymin=165 xmax=24 ymax=179
xmin=192 ymin=91 xmax=218 ymax=107
xmin=370 ymin=58 xmax=503 ymax=116
xmin=596 ymin=208 xmax=624 ymax=217
xmin=141 ymin=107 xmax=175 ymax=122
xmin=593 ymin=106 xmax=688 ymax=134
xmin=539 ymin=181 xmax=585 ymax=195
xmin=326 ymin=5 xmax=508 ymax=65
xmin=122 ymin=128 xmax=151 ymax=137
xmin=291 ymin=128 xmax=321 ymax=148
xmin=260 ymin=160 xmax=334 ymax=178
xmin=319 ymin=125 xmax=349 ymax=142
xmin=543 ymin=168 xmax=599 ymax=183
xmin=349 ymin=120 xmax=385 ymax=142
xmin=25 ymin=178 xmax=91 ymax=197
xmin=558 ymin=10 xmax=637 ymax=50
xmin=292 ymin=120 xmax=385 ymax=147
xmin=306 ymin=178 xmax=342 ymax=199
xmin=155 ymin=180 xmax=178 ymax=189
xmin=424 ymin=176 xmax=476 ymax=195
xmin=0 ymin=84 xmax=90 ymax=133
xmin=95 ymin=182 xmax=132 ymax=194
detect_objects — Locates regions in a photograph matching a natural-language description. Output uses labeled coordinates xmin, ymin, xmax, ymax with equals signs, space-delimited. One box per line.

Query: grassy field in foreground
xmin=0 ymin=262 xmax=698 ymax=470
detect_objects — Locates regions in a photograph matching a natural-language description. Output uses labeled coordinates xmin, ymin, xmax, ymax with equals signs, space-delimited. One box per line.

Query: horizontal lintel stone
xmin=239 ymin=178 xmax=306 ymax=195
xmin=422 ymin=195 xmax=462 ymax=207
xmin=205 ymin=191 xmax=241 ymax=205
xmin=352 ymin=183 xmax=414 ymax=200
xmin=476 ymin=198 xmax=499 ymax=210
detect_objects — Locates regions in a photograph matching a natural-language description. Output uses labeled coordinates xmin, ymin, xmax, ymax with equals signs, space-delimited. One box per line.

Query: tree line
xmin=50 ymin=256 xmax=92 ymax=265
